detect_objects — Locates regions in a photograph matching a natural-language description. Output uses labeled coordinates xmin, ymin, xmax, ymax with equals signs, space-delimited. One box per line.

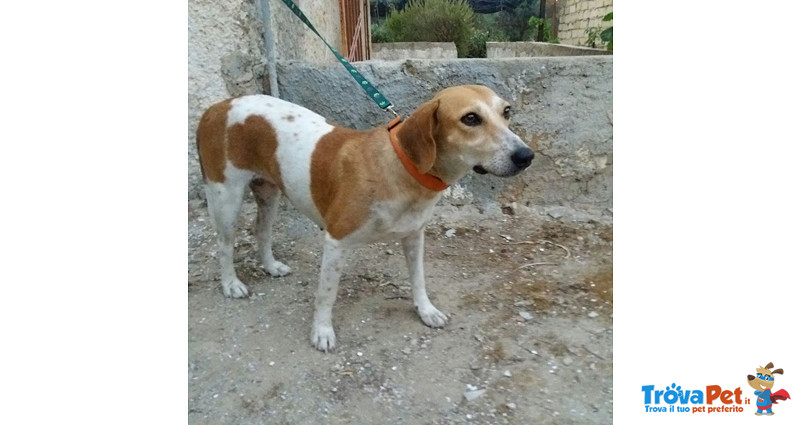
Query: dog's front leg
xmin=402 ymin=229 xmax=448 ymax=328
xmin=310 ymin=233 xmax=344 ymax=352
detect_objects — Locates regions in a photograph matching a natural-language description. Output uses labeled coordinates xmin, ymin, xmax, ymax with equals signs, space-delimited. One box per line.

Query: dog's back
xmin=197 ymin=95 xmax=334 ymax=225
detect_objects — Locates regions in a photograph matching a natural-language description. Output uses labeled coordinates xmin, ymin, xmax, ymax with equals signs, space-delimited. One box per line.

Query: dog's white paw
xmin=265 ymin=261 xmax=291 ymax=277
xmin=416 ymin=304 xmax=448 ymax=328
xmin=222 ymin=279 xmax=249 ymax=298
xmin=310 ymin=323 xmax=336 ymax=352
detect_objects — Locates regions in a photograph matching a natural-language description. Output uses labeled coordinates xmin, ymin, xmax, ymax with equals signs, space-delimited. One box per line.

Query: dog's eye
xmin=757 ymin=374 xmax=763 ymax=379
xmin=461 ymin=113 xmax=482 ymax=127
xmin=503 ymin=106 xmax=511 ymax=120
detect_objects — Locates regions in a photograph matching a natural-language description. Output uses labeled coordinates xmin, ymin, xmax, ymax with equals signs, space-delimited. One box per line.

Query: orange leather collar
xmin=387 ymin=118 xmax=448 ymax=192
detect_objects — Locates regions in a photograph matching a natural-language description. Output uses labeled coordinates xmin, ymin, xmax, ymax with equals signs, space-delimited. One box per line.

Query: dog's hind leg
xmin=205 ymin=177 xmax=249 ymax=298
xmin=250 ymin=178 xmax=291 ymax=277
xmin=403 ymin=229 xmax=448 ymax=327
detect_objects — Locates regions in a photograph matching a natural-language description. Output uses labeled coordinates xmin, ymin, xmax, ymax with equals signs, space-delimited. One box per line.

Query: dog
xmin=196 ymin=85 xmax=534 ymax=352
xmin=747 ymin=362 xmax=791 ymax=415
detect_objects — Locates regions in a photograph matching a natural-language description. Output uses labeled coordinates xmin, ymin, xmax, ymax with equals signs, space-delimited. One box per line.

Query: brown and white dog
xmin=196 ymin=85 xmax=534 ymax=351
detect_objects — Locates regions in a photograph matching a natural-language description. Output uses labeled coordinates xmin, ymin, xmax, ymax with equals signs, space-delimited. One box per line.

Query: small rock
xmin=356 ymin=351 xmax=363 ymax=357
xmin=519 ymin=311 xmax=533 ymax=321
xmin=506 ymin=402 xmax=517 ymax=410
xmin=588 ymin=311 xmax=599 ymax=318
xmin=464 ymin=389 xmax=486 ymax=402
xmin=503 ymin=370 xmax=512 ymax=377
xmin=562 ymin=357 xmax=573 ymax=366
xmin=401 ymin=347 xmax=412 ymax=355
xmin=269 ymin=361 xmax=275 ymax=366
xmin=385 ymin=249 xmax=393 ymax=255
xmin=445 ymin=228 xmax=456 ymax=238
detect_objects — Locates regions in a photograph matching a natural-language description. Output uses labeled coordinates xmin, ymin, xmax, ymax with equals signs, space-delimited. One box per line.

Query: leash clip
xmin=385 ymin=105 xmax=399 ymax=118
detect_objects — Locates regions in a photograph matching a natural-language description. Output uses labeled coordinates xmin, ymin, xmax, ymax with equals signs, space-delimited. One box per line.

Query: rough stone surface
xmin=372 ymin=42 xmax=458 ymax=60
xmin=487 ymin=41 xmax=612 ymax=58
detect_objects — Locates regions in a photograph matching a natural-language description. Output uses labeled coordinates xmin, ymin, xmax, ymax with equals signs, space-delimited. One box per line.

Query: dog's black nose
xmin=511 ymin=148 xmax=534 ymax=169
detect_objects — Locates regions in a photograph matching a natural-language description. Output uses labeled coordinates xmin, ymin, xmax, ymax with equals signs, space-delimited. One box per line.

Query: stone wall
xmin=557 ymin=0 xmax=613 ymax=47
xmin=487 ymin=41 xmax=612 ymax=58
xmin=372 ymin=43 xmax=458 ymax=60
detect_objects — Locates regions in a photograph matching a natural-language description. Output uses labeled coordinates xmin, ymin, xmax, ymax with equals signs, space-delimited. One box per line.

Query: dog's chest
xmin=354 ymin=196 xmax=440 ymax=242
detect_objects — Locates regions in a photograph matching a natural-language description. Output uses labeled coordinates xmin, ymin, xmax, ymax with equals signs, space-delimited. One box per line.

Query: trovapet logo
xmin=640 ymin=361 xmax=792 ymax=416
xmin=641 ymin=383 xmax=746 ymax=414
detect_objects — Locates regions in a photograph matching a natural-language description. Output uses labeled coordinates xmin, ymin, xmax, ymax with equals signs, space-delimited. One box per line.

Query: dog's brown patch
xmin=227 ymin=115 xmax=285 ymax=191
xmin=310 ymin=127 xmax=372 ymax=240
xmin=196 ymin=99 xmax=233 ymax=183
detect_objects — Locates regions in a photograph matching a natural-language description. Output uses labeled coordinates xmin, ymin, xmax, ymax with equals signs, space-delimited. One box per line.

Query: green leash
xmin=278 ymin=0 xmax=397 ymax=115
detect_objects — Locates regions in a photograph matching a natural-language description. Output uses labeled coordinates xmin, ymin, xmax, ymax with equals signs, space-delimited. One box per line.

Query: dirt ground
xmin=188 ymin=198 xmax=613 ymax=425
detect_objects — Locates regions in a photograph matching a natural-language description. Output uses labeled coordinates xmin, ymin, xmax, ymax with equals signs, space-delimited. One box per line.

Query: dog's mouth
xmin=473 ymin=165 xmax=488 ymax=174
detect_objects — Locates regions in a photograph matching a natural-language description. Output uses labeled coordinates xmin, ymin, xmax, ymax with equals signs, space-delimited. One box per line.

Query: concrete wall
xmin=372 ymin=42 xmax=458 ymax=60
xmin=557 ymin=0 xmax=613 ymax=47
xmin=189 ymin=0 xmax=342 ymax=198
xmin=188 ymin=57 xmax=612 ymax=217
xmin=487 ymin=41 xmax=612 ymax=58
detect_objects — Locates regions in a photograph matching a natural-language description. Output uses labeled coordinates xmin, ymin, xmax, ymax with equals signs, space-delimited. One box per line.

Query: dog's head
xmin=396 ymin=85 xmax=534 ymax=179
xmin=747 ymin=362 xmax=783 ymax=391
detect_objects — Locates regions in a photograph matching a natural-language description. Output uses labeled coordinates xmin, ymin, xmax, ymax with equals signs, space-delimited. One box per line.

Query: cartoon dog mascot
xmin=747 ymin=362 xmax=791 ymax=415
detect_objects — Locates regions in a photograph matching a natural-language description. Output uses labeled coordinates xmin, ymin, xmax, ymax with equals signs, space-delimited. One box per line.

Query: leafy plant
xmin=585 ymin=11 xmax=612 ymax=50
xmin=527 ymin=16 xmax=556 ymax=43
xmin=599 ymin=12 xmax=612 ymax=51
xmin=384 ymin=0 xmax=476 ymax=57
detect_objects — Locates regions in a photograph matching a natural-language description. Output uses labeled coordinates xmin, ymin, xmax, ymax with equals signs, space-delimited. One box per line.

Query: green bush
xmin=384 ymin=0 xmax=476 ymax=57
xmin=527 ymin=16 xmax=557 ymax=43
xmin=464 ymin=31 xmax=488 ymax=57
xmin=371 ymin=19 xmax=393 ymax=43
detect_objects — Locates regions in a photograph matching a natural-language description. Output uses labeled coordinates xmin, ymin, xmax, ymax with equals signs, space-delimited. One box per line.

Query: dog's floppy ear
xmin=765 ymin=362 xmax=774 ymax=370
xmin=396 ymin=99 xmax=439 ymax=173
xmin=772 ymin=368 xmax=784 ymax=375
